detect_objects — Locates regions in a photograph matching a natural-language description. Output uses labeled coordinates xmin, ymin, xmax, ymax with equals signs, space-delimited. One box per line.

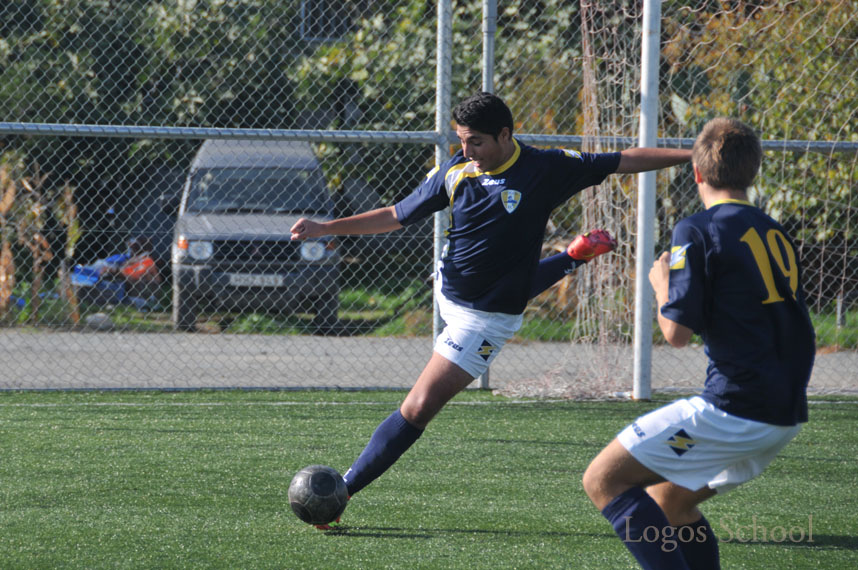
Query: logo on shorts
xmin=632 ymin=422 xmax=646 ymax=438
xmin=666 ymin=429 xmax=696 ymax=456
xmin=477 ymin=339 xmax=497 ymax=361
xmin=444 ymin=335 xmax=464 ymax=352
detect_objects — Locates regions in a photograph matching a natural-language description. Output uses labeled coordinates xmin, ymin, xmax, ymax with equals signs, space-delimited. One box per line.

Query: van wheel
xmin=173 ymin=284 xmax=198 ymax=332
xmin=312 ymin=293 xmax=339 ymax=335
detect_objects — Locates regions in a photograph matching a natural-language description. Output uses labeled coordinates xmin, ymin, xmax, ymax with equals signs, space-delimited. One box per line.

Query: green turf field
xmin=1 ymin=390 xmax=856 ymax=569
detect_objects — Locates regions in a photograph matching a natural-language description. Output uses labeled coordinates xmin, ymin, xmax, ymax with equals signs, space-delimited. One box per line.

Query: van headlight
xmin=300 ymin=241 xmax=326 ymax=261
xmin=188 ymin=240 xmax=214 ymax=260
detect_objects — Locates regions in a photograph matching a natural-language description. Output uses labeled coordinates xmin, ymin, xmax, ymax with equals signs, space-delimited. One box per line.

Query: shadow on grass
xmin=329 ymin=526 xmax=858 ymax=552
xmin=322 ymin=525 xmax=599 ymax=540
xmin=739 ymin=534 xmax=858 ymax=551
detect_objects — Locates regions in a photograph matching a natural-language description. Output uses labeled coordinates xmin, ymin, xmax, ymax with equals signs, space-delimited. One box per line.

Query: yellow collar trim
xmin=708 ymin=198 xmax=754 ymax=209
xmin=477 ymin=139 xmax=521 ymax=176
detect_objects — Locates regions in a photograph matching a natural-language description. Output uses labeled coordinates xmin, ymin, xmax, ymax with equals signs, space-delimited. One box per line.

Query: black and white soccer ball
xmin=288 ymin=465 xmax=349 ymax=525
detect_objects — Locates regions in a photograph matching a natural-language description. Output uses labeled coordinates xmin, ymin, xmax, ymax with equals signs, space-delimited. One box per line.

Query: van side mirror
xmin=159 ymin=191 xmax=182 ymax=215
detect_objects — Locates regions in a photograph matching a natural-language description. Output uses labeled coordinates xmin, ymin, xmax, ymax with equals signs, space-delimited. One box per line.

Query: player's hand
xmin=649 ymin=251 xmax=671 ymax=303
xmin=290 ymin=218 xmax=324 ymax=240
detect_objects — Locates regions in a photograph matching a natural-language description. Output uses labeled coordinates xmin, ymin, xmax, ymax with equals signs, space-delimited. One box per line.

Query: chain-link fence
xmin=0 ymin=0 xmax=855 ymax=394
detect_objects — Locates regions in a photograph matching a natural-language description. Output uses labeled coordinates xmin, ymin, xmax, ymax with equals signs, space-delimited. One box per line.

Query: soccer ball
xmin=288 ymin=465 xmax=349 ymax=525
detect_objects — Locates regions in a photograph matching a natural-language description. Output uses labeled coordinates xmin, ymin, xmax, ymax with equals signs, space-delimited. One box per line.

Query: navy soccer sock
xmin=528 ymin=252 xmax=585 ymax=299
xmin=601 ymin=487 xmax=690 ymax=570
xmin=342 ymin=409 xmax=424 ymax=496
xmin=677 ymin=516 xmax=720 ymax=570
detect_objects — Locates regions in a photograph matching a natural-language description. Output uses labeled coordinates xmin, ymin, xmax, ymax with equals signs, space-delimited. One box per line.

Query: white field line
xmin=0 ymin=400 xmax=564 ymax=408
xmin=0 ymin=399 xmax=854 ymax=408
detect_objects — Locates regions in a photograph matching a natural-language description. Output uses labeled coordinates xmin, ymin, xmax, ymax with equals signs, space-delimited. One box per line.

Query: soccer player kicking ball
xmin=290 ymin=92 xmax=691 ymax=529
xmin=582 ymin=118 xmax=815 ymax=569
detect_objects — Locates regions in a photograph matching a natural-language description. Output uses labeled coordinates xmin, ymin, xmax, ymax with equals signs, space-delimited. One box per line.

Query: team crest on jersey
xmin=501 ymin=190 xmax=521 ymax=213
xmin=670 ymin=243 xmax=691 ymax=270
xmin=477 ymin=339 xmax=497 ymax=361
xmin=561 ymin=149 xmax=583 ymax=160
xmin=666 ymin=429 xmax=696 ymax=456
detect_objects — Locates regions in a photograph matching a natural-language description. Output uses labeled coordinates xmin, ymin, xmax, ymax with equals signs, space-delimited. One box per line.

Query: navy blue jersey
xmin=660 ymin=199 xmax=815 ymax=425
xmin=395 ymin=139 xmax=620 ymax=314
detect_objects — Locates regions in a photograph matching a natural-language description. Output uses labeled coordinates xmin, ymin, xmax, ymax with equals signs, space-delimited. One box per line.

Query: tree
xmin=1 ymin=0 xmax=308 ymax=264
xmin=661 ymin=0 xmax=858 ymax=307
xmin=661 ymin=0 xmax=858 ymax=240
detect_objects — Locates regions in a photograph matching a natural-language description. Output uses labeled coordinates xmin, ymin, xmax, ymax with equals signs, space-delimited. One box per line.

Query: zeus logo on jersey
xmin=482 ymin=178 xmax=506 ymax=186
xmin=666 ymin=429 xmax=697 ymax=456
xmin=500 ymin=190 xmax=521 ymax=213
xmin=670 ymin=243 xmax=691 ymax=270
xmin=561 ymin=149 xmax=583 ymax=160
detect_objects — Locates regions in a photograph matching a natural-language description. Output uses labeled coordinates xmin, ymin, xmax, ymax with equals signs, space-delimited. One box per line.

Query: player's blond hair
xmin=692 ymin=118 xmax=762 ymax=190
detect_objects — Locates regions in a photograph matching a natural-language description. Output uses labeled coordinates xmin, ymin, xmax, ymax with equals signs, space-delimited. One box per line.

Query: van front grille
xmin=212 ymin=240 xmax=300 ymax=265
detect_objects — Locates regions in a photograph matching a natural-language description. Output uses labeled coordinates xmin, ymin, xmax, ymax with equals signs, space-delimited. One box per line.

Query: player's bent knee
xmin=581 ymin=463 xmax=606 ymax=505
xmin=399 ymin=400 xmax=437 ymax=429
xmin=648 ymin=484 xmax=713 ymax=525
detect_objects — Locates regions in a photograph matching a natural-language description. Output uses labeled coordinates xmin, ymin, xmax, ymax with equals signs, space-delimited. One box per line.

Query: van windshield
xmin=186 ymin=167 xmax=330 ymax=214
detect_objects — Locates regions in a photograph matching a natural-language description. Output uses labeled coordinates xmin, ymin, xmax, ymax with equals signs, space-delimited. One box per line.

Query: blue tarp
xmin=8 ymin=254 xmax=156 ymax=311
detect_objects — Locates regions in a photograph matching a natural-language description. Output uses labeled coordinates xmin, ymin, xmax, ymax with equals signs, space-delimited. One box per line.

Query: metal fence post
xmin=433 ymin=0 xmax=453 ymax=347
xmin=632 ymin=0 xmax=663 ymax=400
xmin=476 ymin=0 xmax=498 ymax=390
xmin=482 ymin=0 xmax=497 ymax=94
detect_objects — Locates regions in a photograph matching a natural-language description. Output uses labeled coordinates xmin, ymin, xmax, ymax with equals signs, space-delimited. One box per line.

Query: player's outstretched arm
xmin=649 ymin=251 xmax=693 ymax=347
xmin=616 ymin=147 xmax=692 ymax=174
xmin=291 ymin=206 xmax=403 ymax=241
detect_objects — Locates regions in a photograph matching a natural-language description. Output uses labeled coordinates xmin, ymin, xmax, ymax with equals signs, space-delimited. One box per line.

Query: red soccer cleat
xmin=566 ymin=229 xmax=618 ymax=261
xmin=314 ymin=518 xmax=343 ymax=531
xmin=314 ymin=496 xmax=350 ymax=531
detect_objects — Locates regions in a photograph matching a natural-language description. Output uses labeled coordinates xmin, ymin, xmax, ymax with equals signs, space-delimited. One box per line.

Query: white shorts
xmin=617 ymin=396 xmax=801 ymax=493
xmin=433 ymin=275 xmax=523 ymax=379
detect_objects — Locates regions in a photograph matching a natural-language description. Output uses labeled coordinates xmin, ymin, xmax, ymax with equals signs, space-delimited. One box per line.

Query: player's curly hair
xmin=452 ymin=92 xmax=514 ymax=139
xmin=692 ymin=118 xmax=762 ymax=190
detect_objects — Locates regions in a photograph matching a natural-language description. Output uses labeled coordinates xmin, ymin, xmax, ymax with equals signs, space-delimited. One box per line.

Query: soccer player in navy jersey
xmin=290 ymin=92 xmax=691 ymax=527
xmin=582 ymin=118 xmax=815 ymax=569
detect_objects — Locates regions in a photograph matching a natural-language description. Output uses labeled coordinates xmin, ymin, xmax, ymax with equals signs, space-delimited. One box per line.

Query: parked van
xmin=171 ymin=140 xmax=339 ymax=332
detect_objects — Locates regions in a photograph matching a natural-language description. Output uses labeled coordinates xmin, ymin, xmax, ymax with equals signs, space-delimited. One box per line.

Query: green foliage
xmin=2 ymin=0 xmax=855 ymax=339
xmin=812 ymin=309 xmax=858 ymax=350
xmin=0 ymin=0 xmax=306 ymax=228
xmin=662 ymin=1 xmax=858 ymax=241
xmin=516 ymin=315 xmax=575 ymax=341
xmin=290 ymin=0 xmax=593 ymax=201
xmin=293 ymin=0 xmax=447 ymax=199
xmin=2 ymin=0 xmax=302 ymax=128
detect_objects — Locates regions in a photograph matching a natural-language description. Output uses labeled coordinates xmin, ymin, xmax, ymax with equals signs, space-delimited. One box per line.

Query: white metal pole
xmin=476 ymin=0 xmax=497 ymax=389
xmin=482 ymin=0 xmax=497 ymax=94
xmin=433 ymin=0 xmax=453 ymax=342
xmin=632 ymin=0 xmax=662 ymax=400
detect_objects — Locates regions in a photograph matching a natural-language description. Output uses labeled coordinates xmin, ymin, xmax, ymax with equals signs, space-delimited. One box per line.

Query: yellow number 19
xmin=739 ymin=227 xmax=799 ymax=304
